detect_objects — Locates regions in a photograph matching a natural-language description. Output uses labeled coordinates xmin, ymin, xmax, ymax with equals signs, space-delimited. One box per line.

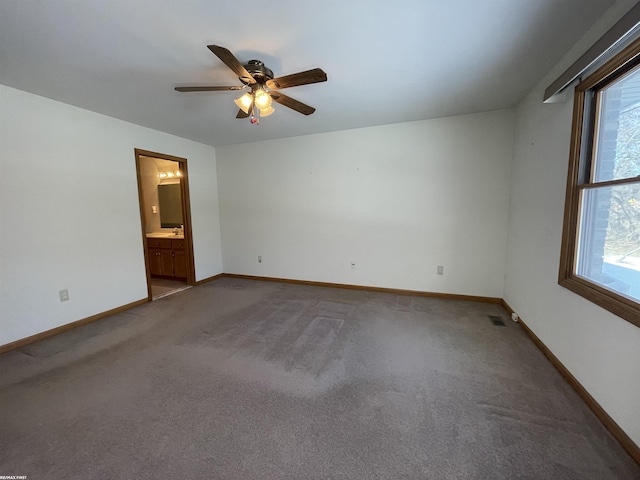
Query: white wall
xmin=0 ymin=85 xmax=223 ymax=346
xmin=504 ymin=2 xmax=640 ymax=446
xmin=217 ymin=109 xmax=514 ymax=298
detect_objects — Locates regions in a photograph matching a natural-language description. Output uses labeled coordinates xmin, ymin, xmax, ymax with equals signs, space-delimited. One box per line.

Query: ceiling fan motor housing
xmin=241 ymin=60 xmax=274 ymax=85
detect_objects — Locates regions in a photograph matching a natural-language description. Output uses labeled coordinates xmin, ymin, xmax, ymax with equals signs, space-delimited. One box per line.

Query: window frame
xmin=559 ymin=37 xmax=640 ymax=328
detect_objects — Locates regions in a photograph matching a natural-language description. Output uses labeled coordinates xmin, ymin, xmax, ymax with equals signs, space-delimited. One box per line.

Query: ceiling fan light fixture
xmin=254 ymin=89 xmax=272 ymax=109
xmin=234 ymin=92 xmax=253 ymax=113
xmin=259 ymin=106 xmax=275 ymax=117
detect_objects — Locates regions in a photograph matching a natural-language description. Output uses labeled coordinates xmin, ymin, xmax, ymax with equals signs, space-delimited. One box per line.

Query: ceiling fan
xmin=175 ymin=45 xmax=327 ymax=124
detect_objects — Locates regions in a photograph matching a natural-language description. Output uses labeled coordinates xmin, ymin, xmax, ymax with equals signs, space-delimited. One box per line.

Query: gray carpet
xmin=0 ymin=278 xmax=638 ymax=479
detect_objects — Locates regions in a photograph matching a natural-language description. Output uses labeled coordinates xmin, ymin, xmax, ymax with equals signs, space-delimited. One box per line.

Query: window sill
xmin=559 ymin=276 xmax=640 ymax=328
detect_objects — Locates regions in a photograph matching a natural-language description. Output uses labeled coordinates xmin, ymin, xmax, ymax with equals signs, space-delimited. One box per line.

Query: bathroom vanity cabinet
xmin=147 ymin=237 xmax=187 ymax=279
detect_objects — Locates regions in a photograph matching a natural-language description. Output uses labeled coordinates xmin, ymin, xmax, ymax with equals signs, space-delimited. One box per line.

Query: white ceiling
xmin=0 ymin=0 xmax=616 ymax=147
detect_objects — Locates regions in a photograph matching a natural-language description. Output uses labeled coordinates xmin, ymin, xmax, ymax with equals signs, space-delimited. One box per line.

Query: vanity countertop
xmin=146 ymin=233 xmax=184 ymax=239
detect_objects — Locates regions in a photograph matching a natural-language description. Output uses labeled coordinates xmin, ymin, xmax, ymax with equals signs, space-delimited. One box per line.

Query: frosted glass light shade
xmin=259 ymin=106 xmax=275 ymax=117
xmin=254 ymin=89 xmax=272 ymax=109
xmin=234 ymin=93 xmax=253 ymax=113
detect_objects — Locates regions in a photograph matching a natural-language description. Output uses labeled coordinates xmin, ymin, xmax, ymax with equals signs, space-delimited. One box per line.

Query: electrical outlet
xmin=59 ymin=289 xmax=69 ymax=302
xmin=258 ymin=255 xmax=262 ymax=263
xmin=511 ymin=313 xmax=519 ymax=322
xmin=351 ymin=261 xmax=356 ymax=269
xmin=437 ymin=265 xmax=444 ymax=275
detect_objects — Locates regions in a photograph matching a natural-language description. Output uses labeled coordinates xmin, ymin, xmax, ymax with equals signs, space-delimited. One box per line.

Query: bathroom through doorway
xmin=134 ymin=149 xmax=196 ymax=301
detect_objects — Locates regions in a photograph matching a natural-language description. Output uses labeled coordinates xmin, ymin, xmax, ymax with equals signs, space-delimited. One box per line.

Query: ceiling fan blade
xmin=266 ymin=68 xmax=327 ymax=90
xmin=207 ymin=45 xmax=255 ymax=84
xmin=269 ymin=92 xmax=316 ymax=115
xmin=175 ymin=86 xmax=244 ymax=92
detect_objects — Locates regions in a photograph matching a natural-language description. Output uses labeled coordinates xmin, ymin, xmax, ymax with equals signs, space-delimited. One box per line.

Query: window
xmin=560 ymin=38 xmax=640 ymax=328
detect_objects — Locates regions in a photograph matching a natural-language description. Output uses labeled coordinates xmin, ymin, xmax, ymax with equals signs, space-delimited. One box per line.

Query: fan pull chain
xmin=250 ymin=106 xmax=259 ymax=124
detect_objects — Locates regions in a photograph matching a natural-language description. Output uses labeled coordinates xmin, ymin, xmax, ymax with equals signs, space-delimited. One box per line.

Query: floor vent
xmin=488 ymin=315 xmax=506 ymax=327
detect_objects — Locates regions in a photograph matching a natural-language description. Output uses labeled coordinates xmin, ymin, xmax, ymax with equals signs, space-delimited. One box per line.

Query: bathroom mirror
xmin=158 ymin=183 xmax=183 ymax=227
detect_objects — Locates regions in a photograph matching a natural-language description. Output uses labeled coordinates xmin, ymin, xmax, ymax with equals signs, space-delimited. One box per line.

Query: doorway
xmin=134 ymin=149 xmax=196 ymax=301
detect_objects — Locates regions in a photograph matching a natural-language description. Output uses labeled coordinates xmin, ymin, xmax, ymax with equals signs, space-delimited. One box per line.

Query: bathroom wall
xmin=140 ymin=157 xmax=162 ymax=233
xmin=140 ymin=157 xmax=182 ymax=234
